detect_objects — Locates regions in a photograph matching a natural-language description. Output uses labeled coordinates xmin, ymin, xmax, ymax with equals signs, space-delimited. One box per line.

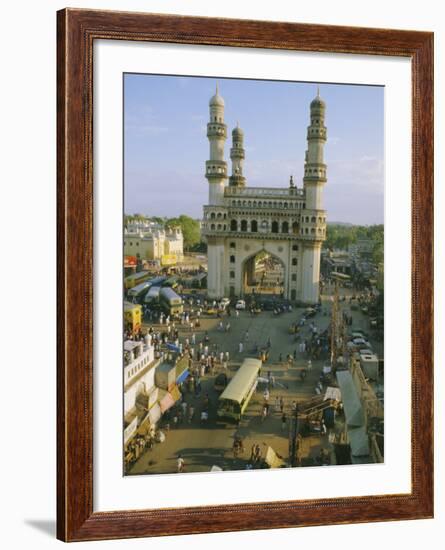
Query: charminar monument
xmin=202 ymin=85 xmax=327 ymax=304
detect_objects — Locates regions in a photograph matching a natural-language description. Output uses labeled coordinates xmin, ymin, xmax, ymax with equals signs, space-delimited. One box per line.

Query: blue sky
xmin=124 ymin=74 xmax=384 ymax=225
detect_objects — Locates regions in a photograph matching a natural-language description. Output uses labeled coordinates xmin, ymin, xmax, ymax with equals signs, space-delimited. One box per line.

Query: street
xmin=127 ymin=284 xmax=382 ymax=475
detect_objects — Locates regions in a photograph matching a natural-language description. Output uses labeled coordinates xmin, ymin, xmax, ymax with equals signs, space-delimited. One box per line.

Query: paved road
xmin=128 ymin=286 xmax=382 ymax=475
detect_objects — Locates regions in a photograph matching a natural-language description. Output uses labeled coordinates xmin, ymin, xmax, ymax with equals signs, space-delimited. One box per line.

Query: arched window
xmin=230 ymin=219 xmax=237 ymax=231
xmin=230 ymin=255 xmax=235 ymax=263
xmin=271 ymin=221 xmax=279 ymax=233
xmin=230 ymin=242 xmax=236 ymax=248
xmin=292 ymin=222 xmax=299 ymax=234
xmin=217 ymin=224 xmax=222 ymax=230
xmin=210 ymin=212 xmax=216 ymax=219
xmin=217 ymin=212 xmax=222 ymax=219
xmin=251 ymin=220 xmax=258 ymax=233
xmin=282 ymin=221 xmax=289 ymax=234
xmin=292 ymin=258 xmax=298 ymax=266
xmin=211 ymin=224 xmax=215 ymax=230
xmin=311 ymin=216 xmax=316 ymax=223
xmin=241 ymin=220 xmax=248 ymax=232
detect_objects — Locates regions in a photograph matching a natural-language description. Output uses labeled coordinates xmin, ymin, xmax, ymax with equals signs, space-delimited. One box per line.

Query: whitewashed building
xmin=202 ymin=87 xmax=328 ymax=304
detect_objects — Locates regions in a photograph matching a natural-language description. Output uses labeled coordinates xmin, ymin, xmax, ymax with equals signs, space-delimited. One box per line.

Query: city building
xmin=124 ymin=335 xmax=159 ymax=446
xmin=124 ymin=219 xmax=184 ymax=264
xmin=201 ymin=86 xmax=327 ymax=303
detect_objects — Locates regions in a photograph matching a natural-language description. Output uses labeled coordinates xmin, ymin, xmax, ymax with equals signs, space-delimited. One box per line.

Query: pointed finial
xmin=236 ymin=120 xmax=239 ymax=128
xmin=317 ymin=85 xmax=320 ymax=97
xmin=290 ymin=175 xmax=295 ymax=187
xmin=216 ymin=82 xmax=219 ymax=95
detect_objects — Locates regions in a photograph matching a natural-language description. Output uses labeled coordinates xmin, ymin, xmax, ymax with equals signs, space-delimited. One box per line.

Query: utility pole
xmin=289 ymin=406 xmax=300 ymax=467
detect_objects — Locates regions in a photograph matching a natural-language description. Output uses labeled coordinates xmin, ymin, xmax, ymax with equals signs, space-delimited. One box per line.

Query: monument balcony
xmin=205 ymin=160 xmax=228 ymax=178
xmin=225 ymin=186 xmax=304 ymax=198
xmin=203 ymin=228 xmax=306 ymax=241
xmin=207 ymin=124 xmax=227 ymax=138
xmin=203 ymin=205 xmax=228 ymax=221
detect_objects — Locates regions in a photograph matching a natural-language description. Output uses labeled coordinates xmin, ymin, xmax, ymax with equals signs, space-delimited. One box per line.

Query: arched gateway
xmin=241 ymin=250 xmax=285 ymax=298
xmin=202 ymin=86 xmax=327 ymax=305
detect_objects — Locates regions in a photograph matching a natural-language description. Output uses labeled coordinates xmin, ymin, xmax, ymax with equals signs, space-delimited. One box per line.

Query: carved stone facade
xmin=202 ymin=87 xmax=327 ymax=304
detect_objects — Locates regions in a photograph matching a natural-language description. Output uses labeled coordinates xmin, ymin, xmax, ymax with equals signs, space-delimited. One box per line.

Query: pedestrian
xmin=307 ymin=359 xmax=312 ymax=371
xmin=225 ymin=351 xmax=230 ymax=362
xmin=181 ymin=401 xmax=187 ymax=416
xmin=245 ymin=330 xmax=249 ymax=342
xmin=263 ymin=388 xmax=270 ymax=402
xmin=261 ymin=405 xmax=268 ymax=422
xmin=191 ymin=333 xmax=196 ymax=345
xmin=239 ymin=342 xmax=244 ymax=353
xmin=274 ymin=396 xmax=280 ymax=412
xmin=321 ymin=419 xmax=327 ymax=435
xmin=281 ymin=412 xmax=287 ymax=431
xmin=177 ymin=455 xmax=185 ymax=473
xmin=279 ymin=353 xmax=283 ymax=363
xmin=279 ymin=396 xmax=284 ymax=413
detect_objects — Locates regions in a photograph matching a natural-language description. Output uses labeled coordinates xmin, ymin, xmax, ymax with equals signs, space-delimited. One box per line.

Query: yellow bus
xmin=124 ymin=301 xmax=142 ymax=334
xmin=217 ymin=358 xmax=262 ymax=423
xmin=124 ymin=270 xmax=150 ymax=290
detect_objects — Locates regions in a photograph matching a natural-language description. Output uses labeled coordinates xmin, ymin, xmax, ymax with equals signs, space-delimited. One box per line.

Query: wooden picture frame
xmin=57 ymin=8 xmax=434 ymax=542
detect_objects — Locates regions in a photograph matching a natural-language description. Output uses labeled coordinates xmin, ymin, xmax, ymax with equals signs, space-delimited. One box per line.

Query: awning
xmin=166 ymin=343 xmax=180 ymax=353
xmin=148 ymin=403 xmax=161 ymax=425
xmin=336 ymin=370 xmax=365 ymax=428
xmin=324 ymin=386 xmax=341 ymax=402
xmin=348 ymin=426 xmax=370 ymax=457
xmin=176 ymin=368 xmax=189 ymax=385
xmin=159 ymin=386 xmax=181 ymax=413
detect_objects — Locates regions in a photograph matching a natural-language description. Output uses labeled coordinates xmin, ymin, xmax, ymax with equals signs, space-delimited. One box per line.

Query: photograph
xmin=122 ymin=74 xmax=385 ymax=476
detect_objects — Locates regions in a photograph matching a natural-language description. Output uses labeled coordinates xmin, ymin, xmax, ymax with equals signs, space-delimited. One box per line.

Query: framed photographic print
xmin=57 ymin=8 xmax=433 ymax=542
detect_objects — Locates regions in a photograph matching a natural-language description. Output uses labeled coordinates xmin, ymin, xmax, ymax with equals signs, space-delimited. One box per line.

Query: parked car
xmin=235 ymin=299 xmax=246 ymax=310
xmin=220 ymin=298 xmax=230 ymax=309
xmin=305 ymin=307 xmax=317 ymax=318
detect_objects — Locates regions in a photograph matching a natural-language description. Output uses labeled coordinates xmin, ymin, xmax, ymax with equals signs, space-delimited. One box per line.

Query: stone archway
xmin=241 ymin=250 xmax=285 ymax=298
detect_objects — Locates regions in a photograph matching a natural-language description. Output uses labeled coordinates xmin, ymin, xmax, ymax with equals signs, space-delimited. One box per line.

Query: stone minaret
xmin=205 ymin=84 xmax=228 ymax=205
xmin=303 ymin=88 xmax=327 ymax=209
xmin=229 ymin=123 xmax=246 ymax=187
xmin=301 ymin=89 xmax=328 ymax=304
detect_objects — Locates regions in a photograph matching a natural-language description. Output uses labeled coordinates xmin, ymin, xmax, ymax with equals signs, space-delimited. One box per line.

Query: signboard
xmin=124 ymin=255 xmax=138 ymax=267
xmin=161 ymin=254 xmax=177 ymax=266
